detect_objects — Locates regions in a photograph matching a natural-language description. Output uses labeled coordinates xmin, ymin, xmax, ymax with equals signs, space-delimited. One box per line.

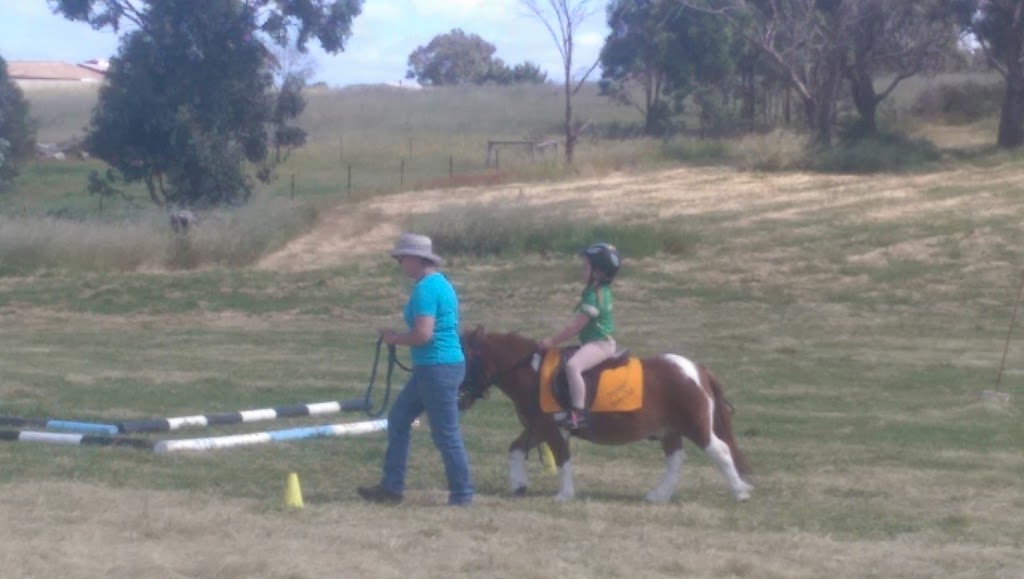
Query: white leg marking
xmin=555 ymin=459 xmax=576 ymax=501
xmin=664 ymin=354 xmax=752 ymax=501
xmin=509 ymin=448 xmax=529 ymax=493
xmin=645 ymin=448 xmax=687 ymax=503
xmin=705 ymin=435 xmax=753 ymax=501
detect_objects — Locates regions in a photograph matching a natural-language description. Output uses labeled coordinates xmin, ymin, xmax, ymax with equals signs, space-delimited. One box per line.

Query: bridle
xmin=458 ymin=342 xmax=536 ymax=407
xmin=458 ymin=338 xmax=554 ymax=464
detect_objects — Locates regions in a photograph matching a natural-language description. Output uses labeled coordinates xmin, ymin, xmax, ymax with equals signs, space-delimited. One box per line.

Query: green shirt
xmin=576 ymin=284 xmax=614 ymax=343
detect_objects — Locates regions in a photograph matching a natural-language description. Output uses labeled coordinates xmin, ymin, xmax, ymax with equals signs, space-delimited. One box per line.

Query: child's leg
xmin=564 ymin=339 xmax=617 ymax=409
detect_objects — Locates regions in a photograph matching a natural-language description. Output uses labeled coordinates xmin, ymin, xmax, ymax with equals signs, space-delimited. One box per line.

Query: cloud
xmin=361 ymin=1 xmax=402 ymax=21
xmin=409 ymin=0 xmax=518 ymax=21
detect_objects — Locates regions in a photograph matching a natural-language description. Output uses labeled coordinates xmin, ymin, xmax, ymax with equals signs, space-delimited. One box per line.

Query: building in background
xmin=8 ymin=60 xmax=107 ymax=88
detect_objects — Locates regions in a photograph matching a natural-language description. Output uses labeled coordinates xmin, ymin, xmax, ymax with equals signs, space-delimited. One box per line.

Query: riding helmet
xmin=580 ymin=242 xmax=621 ymax=282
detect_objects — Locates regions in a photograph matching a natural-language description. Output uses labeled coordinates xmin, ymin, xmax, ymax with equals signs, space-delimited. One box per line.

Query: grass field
xmin=2 ymin=157 xmax=1023 ymax=577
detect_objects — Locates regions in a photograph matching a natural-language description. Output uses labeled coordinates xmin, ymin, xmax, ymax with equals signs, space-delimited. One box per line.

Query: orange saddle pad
xmin=539 ymin=348 xmax=643 ymax=413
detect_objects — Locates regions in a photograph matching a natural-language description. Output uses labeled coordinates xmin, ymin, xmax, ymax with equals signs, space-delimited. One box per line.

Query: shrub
xmin=913 ymin=81 xmax=1003 ymax=125
xmin=662 ymin=138 xmax=732 ymax=165
xmin=809 ymin=132 xmax=941 ymax=174
xmin=409 ymin=201 xmax=697 ymax=259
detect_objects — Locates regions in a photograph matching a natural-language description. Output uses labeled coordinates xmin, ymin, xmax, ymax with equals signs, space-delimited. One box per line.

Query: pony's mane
xmin=485 ymin=330 xmax=537 ymax=360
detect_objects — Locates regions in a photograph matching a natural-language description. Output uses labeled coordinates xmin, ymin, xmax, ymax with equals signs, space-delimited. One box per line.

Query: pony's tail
xmin=707 ymin=369 xmax=752 ymax=476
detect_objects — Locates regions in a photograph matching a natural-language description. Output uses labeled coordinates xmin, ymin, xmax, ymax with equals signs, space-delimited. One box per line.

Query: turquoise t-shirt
xmin=403 ymin=272 xmax=464 ymax=366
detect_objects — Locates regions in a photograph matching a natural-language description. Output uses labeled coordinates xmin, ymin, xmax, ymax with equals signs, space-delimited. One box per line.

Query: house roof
xmin=8 ymin=61 xmax=106 ymax=82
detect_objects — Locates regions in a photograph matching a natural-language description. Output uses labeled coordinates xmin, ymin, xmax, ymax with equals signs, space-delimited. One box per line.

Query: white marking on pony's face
xmin=661 ymin=354 xmax=703 ymax=389
xmin=531 ymin=353 xmax=542 ymax=372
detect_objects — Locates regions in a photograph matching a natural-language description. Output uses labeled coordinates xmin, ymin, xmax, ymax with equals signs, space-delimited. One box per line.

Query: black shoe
xmin=561 ymin=407 xmax=593 ymax=430
xmin=357 ymin=484 xmax=403 ymax=504
xmin=567 ymin=408 xmax=590 ymax=433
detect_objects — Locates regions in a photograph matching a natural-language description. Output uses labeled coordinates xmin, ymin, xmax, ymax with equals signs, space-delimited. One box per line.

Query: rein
xmin=362 ymin=336 xmax=413 ymax=418
xmin=459 ymin=347 xmax=536 ymax=406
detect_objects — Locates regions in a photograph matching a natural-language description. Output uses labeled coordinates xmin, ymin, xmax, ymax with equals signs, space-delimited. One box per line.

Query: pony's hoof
xmin=644 ymin=491 xmax=672 ymax=504
xmin=554 ymin=492 xmax=575 ymax=502
xmin=512 ymin=486 xmax=528 ymax=497
xmin=734 ymin=484 xmax=753 ymax=502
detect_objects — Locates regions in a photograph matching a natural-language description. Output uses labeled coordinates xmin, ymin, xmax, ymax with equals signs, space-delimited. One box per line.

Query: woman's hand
xmin=536 ymin=337 xmax=554 ymax=351
xmin=379 ymin=328 xmax=399 ymax=345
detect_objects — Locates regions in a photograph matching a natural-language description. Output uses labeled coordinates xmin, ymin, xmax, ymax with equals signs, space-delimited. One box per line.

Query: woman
xmin=357 ymin=233 xmax=473 ymax=506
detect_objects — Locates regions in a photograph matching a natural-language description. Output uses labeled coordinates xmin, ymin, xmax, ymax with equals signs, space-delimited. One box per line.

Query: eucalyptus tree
xmin=406 ymin=29 xmax=498 ymax=86
xmin=681 ymin=0 xmax=852 ymax=146
xmin=600 ymin=0 xmax=735 ymax=136
xmin=964 ymin=0 xmax=1024 ymax=148
xmin=843 ymin=0 xmax=962 ymax=135
xmin=51 ymin=0 xmax=362 ymax=207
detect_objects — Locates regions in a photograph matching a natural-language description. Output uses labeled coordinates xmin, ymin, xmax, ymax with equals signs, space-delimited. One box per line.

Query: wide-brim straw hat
xmin=389 ymin=233 xmax=444 ymax=265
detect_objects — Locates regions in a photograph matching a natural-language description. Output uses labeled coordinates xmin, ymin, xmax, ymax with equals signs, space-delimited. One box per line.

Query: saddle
xmin=538 ymin=347 xmax=643 ymax=414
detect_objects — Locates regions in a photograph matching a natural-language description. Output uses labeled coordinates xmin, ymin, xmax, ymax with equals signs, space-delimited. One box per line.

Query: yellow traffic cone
xmin=284 ymin=472 xmax=304 ymax=509
xmin=540 ymin=442 xmax=557 ymax=474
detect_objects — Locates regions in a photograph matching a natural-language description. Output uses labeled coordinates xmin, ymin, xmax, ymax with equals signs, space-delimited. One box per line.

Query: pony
xmin=459 ymin=327 xmax=753 ymax=502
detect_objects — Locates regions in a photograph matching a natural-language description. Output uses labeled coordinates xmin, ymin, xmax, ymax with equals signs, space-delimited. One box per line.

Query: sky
xmin=0 ymin=0 xmax=610 ymax=87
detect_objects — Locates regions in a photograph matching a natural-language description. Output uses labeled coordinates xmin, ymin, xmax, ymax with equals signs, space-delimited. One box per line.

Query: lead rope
xmin=363 ymin=336 xmax=412 ymax=418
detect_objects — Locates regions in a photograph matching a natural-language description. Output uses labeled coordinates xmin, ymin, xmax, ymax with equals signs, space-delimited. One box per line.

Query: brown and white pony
xmin=459 ymin=328 xmax=753 ymax=502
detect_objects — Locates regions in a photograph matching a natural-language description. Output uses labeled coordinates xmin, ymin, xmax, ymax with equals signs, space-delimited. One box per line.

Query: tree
xmin=269 ymin=42 xmax=319 ymax=86
xmin=600 ymin=0 xmax=734 ymax=136
xmin=683 ymin=0 xmax=853 ymax=147
xmin=406 ymin=29 xmax=498 ymax=86
xmin=0 ymin=54 xmax=37 ymax=192
xmin=506 ymin=61 xmax=549 ymax=84
xmin=406 ymin=29 xmax=547 ymax=86
xmin=523 ymin=0 xmax=601 ymax=164
xmin=53 ymin=0 xmax=362 ymax=207
xmin=271 ymin=73 xmax=308 ymax=164
xmin=966 ymin=0 xmax=1024 ymax=148
xmin=483 ymin=60 xmax=549 ymax=85
xmin=843 ymin=0 xmax=961 ymax=135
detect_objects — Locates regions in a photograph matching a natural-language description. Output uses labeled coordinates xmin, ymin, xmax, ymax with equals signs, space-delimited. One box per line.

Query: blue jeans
xmin=381 ymin=362 xmax=473 ymax=504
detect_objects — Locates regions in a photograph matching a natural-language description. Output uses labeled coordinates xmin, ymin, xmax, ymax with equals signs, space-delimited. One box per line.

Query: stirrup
xmin=567 ymin=408 xmax=589 ymax=432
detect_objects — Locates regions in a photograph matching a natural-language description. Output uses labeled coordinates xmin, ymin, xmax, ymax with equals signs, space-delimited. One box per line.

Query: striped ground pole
xmin=0 ymin=429 xmax=155 ymax=449
xmin=0 ymin=418 xmax=394 ymax=452
xmin=153 ymin=418 xmax=390 ymax=453
xmin=0 ymin=416 xmax=120 ymax=435
xmin=118 ymin=397 xmax=371 ymax=433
